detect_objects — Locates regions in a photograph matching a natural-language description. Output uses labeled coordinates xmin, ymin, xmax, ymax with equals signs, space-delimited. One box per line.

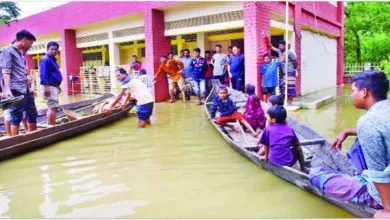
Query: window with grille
xmin=171 ymin=45 xmax=178 ymax=55
xmin=83 ymin=52 xmax=102 ymax=61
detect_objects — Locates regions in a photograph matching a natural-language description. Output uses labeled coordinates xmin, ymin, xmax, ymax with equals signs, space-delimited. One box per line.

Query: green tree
xmin=344 ymin=2 xmax=390 ymax=63
xmin=0 ymin=1 xmax=21 ymax=25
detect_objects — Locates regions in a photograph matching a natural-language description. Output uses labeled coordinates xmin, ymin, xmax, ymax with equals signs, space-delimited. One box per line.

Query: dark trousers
xmin=231 ymin=76 xmax=244 ymax=92
xmin=213 ymin=75 xmax=225 ymax=85
xmin=9 ymin=90 xmax=38 ymax=125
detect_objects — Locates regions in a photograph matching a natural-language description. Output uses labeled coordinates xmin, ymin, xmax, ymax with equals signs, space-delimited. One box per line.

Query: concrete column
xmin=144 ymin=9 xmax=171 ymax=102
xmin=108 ymin=31 xmax=120 ymax=93
xmin=336 ymin=2 xmax=344 ymax=85
xmin=294 ymin=3 xmax=302 ymax=96
xmin=25 ymin=54 xmax=34 ymax=72
xmin=60 ymin=29 xmax=83 ymax=95
xmin=243 ymin=2 xmax=271 ymax=98
xmin=196 ymin=32 xmax=205 ymax=56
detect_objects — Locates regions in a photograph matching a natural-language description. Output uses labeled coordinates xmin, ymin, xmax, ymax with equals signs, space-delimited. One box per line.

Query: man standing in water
xmin=178 ymin=49 xmax=194 ymax=101
xmin=0 ymin=30 xmax=38 ymax=136
xmin=107 ymin=68 xmax=154 ymax=128
xmin=154 ymin=55 xmax=186 ymax=103
xmin=40 ymin=41 xmax=62 ymax=125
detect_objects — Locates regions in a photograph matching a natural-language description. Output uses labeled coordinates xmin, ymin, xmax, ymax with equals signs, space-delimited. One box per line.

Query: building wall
xmin=0 ymin=1 xmax=343 ymax=99
xmin=300 ymin=30 xmax=337 ymax=95
xmin=163 ymin=1 xmax=244 ymax=21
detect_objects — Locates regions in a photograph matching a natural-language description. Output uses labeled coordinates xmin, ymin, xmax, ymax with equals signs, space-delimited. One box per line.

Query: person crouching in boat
xmin=106 ymin=68 xmax=154 ymax=128
xmin=209 ymin=85 xmax=258 ymax=137
xmin=242 ymin=84 xmax=266 ymax=135
xmin=309 ymin=71 xmax=390 ymax=216
xmin=257 ymin=105 xmax=305 ymax=172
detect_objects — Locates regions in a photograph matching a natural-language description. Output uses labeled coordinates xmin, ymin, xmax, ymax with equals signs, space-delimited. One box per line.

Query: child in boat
xmin=209 ymin=85 xmax=258 ymax=137
xmin=258 ymin=105 xmax=305 ymax=172
xmin=138 ymin=69 xmax=154 ymax=97
xmin=243 ymin=83 xmax=266 ymax=133
xmin=268 ymin=95 xmax=284 ymax=106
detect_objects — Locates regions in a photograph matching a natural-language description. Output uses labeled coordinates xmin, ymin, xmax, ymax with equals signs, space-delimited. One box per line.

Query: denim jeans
xmin=193 ymin=79 xmax=206 ymax=97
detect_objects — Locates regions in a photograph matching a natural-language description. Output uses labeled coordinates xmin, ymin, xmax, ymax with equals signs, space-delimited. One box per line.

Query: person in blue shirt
xmin=260 ymin=53 xmax=281 ymax=102
xmin=191 ymin=48 xmax=207 ymax=105
xmin=228 ymin=46 xmax=245 ymax=92
xmin=39 ymin=41 xmax=63 ymax=125
xmin=209 ymin=85 xmax=258 ymax=137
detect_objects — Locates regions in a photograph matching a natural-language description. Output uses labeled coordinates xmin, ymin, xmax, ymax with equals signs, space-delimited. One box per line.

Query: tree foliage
xmin=0 ymin=1 xmax=21 ymax=25
xmin=344 ymin=2 xmax=390 ymax=63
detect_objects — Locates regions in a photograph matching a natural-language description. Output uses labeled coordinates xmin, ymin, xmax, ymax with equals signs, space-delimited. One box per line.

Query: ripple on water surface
xmin=0 ymin=99 xmax=353 ymax=218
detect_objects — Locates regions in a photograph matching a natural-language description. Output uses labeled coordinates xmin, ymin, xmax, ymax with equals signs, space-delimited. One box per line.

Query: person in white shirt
xmin=138 ymin=68 xmax=154 ymax=97
xmin=107 ymin=68 xmax=154 ymax=128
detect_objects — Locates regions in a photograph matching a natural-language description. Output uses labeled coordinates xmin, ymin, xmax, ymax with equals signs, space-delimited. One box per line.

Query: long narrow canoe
xmin=204 ymin=81 xmax=377 ymax=218
xmin=0 ymin=94 xmax=134 ymax=161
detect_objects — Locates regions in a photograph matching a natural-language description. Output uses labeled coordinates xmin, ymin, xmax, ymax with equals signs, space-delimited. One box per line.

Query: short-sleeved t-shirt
xmin=272 ymin=48 xmax=296 ymax=73
xmin=212 ymin=53 xmax=228 ymax=76
xmin=121 ymin=76 xmax=154 ymax=105
xmin=260 ymin=61 xmax=280 ymax=88
xmin=259 ymin=123 xmax=299 ymax=167
xmin=228 ymin=53 xmax=245 ymax=78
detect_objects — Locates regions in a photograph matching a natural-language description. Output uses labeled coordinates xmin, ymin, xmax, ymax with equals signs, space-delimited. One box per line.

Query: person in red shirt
xmin=205 ymin=50 xmax=214 ymax=97
xmin=153 ymin=55 xmax=186 ymax=103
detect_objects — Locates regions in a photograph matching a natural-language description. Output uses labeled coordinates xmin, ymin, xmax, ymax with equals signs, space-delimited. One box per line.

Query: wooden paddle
xmin=236 ymin=120 xmax=251 ymax=148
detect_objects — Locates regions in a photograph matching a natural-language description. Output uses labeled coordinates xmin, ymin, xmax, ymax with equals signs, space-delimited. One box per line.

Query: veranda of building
xmin=0 ymin=1 xmax=344 ymax=102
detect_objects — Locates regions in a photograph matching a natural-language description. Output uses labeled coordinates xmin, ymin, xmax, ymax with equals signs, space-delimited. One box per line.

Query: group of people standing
xmin=152 ymin=44 xmax=246 ymax=105
xmin=0 ymin=30 xmax=63 ymax=137
xmin=152 ymin=39 xmax=299 ymax=106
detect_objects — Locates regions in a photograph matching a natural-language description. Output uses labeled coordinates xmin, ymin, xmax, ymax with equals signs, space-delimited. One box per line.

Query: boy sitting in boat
xmin=258 ymin=105 xmax=305 ymax=172
xmin=106 ymin=68 xmax=154 ymax=128
xmin=309 ymin=70 xmax=390 ymax=217
xmin=243 ymin=84 xmax=266 ymax=134
xmin=268 ymin=95 xmax=284 ymax=106
xmin=209 ymin=85 xmax=258 ymax=137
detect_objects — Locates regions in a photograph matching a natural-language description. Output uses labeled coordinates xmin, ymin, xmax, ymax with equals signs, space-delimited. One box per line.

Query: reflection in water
xmin=37 ymin=156 xmax=144 ymax=218
xmin=0 ymin=95 xmax=358 ymax=218
xmin=55 ymin=200 xmax=148 ymax=218
xmin=0 ymin=186 xmax=12 ymax=218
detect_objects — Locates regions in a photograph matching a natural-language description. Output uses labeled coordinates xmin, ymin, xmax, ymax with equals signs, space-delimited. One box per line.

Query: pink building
xmin=0 ymin=1 xmax=344 ymax=102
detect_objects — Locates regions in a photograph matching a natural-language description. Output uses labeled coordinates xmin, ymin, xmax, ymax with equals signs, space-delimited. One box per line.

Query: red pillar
xmin=294 ymin=3 xmax=302 ymax=96
xmin=144 ymin=9 xmax=171 ymax=102
xmin=60 ymin=29 xmax=83 ymax=95
xmin=336 ymin=2 xmax=344 ymax=85
xmin=25 ymin=54 xmax=34 ymax=72
xmin=243 ymin=2 xmax=271 ymax=99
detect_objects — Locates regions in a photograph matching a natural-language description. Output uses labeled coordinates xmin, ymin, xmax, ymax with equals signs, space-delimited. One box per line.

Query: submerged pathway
xmin=0 ymin=98 xmax=354 ymax=218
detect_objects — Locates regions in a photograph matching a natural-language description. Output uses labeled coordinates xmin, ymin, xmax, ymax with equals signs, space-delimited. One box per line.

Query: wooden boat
xmin=0 ymin=94 xmax=134 ymax=161
xmin=204 ymin=81 xmax=377 ymax=218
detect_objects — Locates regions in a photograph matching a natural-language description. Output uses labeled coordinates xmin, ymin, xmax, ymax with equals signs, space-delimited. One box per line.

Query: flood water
xmin=0 ymin=89 xmax=360 ymax=218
